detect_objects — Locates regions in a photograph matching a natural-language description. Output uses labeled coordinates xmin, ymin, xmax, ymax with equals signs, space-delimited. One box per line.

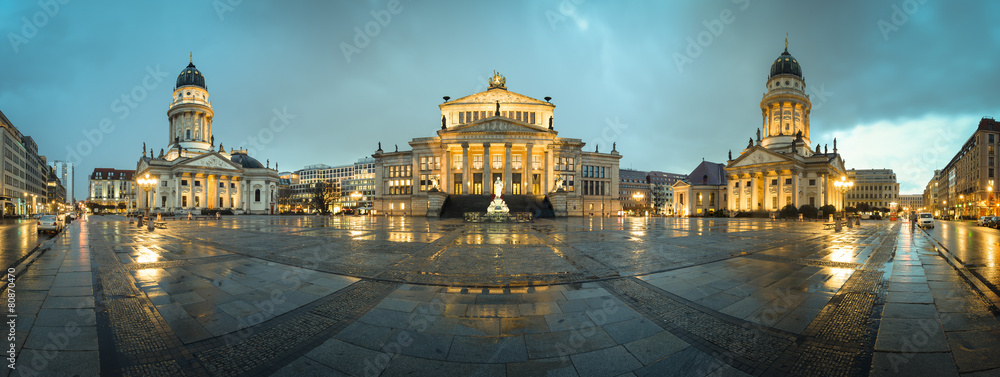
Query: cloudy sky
xmin=2 ymin=0 xmax=998 ymax=199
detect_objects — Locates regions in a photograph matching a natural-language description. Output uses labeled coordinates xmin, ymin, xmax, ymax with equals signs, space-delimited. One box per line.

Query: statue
xmin=430 ymin=178 xmax=439 ymax=191
xmin=756 ymin=128 xmax=761 ymax=141
xmin=815 ymin=144 xmax=820 ymax=153
xmin=211 ymin=136 xmax=214 ymax=146
xmin=275 ymin=163 xmax=278 ymax=171
xmin=795 ymin=130 xmax=803 ymax=140
xmin=142 ymin=142 xmax=146 ymax=156
xmin=441 ymin=115 xmax=446 ymax=129
xmin=150 ymin=148 xmax=154 ymax=157
xmin=549 ymin=116 xmax=553 ymax=130
xmin=834 ymin=138 xmax=837 ymax=151
xmin=377 ymin=142 xmax=382 ymax=151
xmin=486 ymin=177 xmax=509 ymax=214
xmin=595 ymin=145 xmax=599 ymax=153
xmin=748 ymin=138 xmax=753 ymax=148
xmin=495 ymin=100 xmax=500 ymax=116
xmin=394 ymin=144 xmax=398 ymax=152
xmin=219 ymin=143 xmax=225 ymax=153
xmin=728 ymin=150 xmax=732 ymax=160
xmin=159 ymin=148 xmax=164 ymax=158
xmin=554 ymin=177 xmax=565 ymax=192
xmin=824 ymin=144 xmax=828 ymax=154
xmin=612 ymin=142 xmax=616 ymax=151
xmin=266 ymin=159 xmax=269 ymax=168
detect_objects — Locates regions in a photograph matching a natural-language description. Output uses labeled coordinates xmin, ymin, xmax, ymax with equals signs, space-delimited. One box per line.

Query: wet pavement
xmin=924 ymin=220 xmax=1000 ymax=300
xmin=3 ymin=215 xmax=999 ymax=376
xmin=0 ymin=218 xmax=55 ymax=271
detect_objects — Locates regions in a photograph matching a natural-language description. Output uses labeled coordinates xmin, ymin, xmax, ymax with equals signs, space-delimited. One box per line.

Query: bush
xmin=779 ymin=204 xmax=799 ymax=218
xmin=819 ymin=205 xmax=837 ymax=218
xmin=735 ymin=210 xmax=770 ymax=218
xmin=200 ymin=209 xmax=234 ymax=216
xmin=798 ymin=204 xmax=818 ymax=219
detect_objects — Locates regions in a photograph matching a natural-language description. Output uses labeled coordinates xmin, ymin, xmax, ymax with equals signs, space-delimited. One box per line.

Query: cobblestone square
xmin=4 ymin=215 xmax=999 ymax=376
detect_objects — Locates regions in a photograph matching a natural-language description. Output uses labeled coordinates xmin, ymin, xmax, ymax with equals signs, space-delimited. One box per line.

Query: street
xmin=0 ymin=218 xmax=56 ymax=271
xmin=923 ymin=219 xmax=1000 ymax=298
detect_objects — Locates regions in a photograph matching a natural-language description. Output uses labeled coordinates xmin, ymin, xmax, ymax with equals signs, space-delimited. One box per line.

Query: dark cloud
xmin=1 ymin=0 xmax=997 ymax=198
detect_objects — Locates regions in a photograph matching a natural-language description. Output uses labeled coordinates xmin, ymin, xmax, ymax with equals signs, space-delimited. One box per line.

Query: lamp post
xmin=633 ymin=192 xmax=644 ymax=216
xmin=833 ymin=176 xmax=853 ymax=222
xmin=136 ymin=173 xmax=157 ymax=228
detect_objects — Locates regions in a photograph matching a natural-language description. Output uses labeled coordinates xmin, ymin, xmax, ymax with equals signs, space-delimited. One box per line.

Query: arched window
xmin=255 ymin=189 xmax=261 ymax=202
xmin=186 ymin=129 xmax=191 ymax=139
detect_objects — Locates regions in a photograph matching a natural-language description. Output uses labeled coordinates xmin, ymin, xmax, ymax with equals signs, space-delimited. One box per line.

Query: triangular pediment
xmin=445 ymin=117 xmax=551 ymax=134
xmin=444 ymin=88 xmax=550 ymax=106
xmin=137 ymin=159 xmax=149 ymax=172
xmin=728 ymin=148 xmax=794 ymax=168
xmin=180 ymin=153 xmax=241 ymax=170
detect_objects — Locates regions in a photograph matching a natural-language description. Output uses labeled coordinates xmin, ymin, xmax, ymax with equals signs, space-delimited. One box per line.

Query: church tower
xmin=168 ymin=54 xmax=214 ymax=152
xmin=760 ymin=38 xmax=811 ymax=153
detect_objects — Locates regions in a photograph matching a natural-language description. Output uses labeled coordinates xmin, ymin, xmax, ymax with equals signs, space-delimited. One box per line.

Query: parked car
xmin=988 ymin=216 xmax=1000 ymax=229
xmin=917 ymin=212 xmax=935 ymax=229
xmin=37 ymin=215 xmax=64 ymax=234
xmin=978 ymin=216 xmax=989 ymax=226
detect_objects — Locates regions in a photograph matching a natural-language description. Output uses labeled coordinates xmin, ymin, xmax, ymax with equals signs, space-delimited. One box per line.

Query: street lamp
xmin=833 ymin=176 xmax=854 ymax=221
xmin=136 ymin=173 xmax=157 ymax=228
xmin=632 ymin=192 xmax=644 ymax=216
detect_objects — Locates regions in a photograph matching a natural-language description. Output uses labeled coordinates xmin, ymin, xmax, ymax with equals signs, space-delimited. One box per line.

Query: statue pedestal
xmin=549 ymin=191 xmax=568 ymax=217
xmin=426 ymin=191 xmax=447 ymax=217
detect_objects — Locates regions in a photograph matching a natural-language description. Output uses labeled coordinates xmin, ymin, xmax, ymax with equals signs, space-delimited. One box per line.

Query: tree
xmin=310 ymin=181 xmax=340 ymax=214
xmin=845 ymin=206 xmax=857 ymax=213
xmin=277 ymin=185 xmax=291 ymax=212
xmin=819 ymin=204 xmax=837 ymax=217
xmin=856 ymin=203 xmax=871 ymax=213
xmin=798 ymin=204 xmax=818 ymax=219
xmin=779 ymin=204 xmax=798 ymax=218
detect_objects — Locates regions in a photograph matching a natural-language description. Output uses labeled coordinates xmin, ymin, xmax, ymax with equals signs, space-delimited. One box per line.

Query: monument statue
xmin=554 ymin=177 xmax=565 ymax=192
xmin=486 ymin=177 xmax=509 ymax=214
xmin=756 ymin=128 xmax=761 ymax=141
xmin=441 ymin=115 xmax=446 ymax=129
xmin=748 ymin=138 xmax=753 ymax=148
xmin=142 ymin=142 xmax=146 ymax=156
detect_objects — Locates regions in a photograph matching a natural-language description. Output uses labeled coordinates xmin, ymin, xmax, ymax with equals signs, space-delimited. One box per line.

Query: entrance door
xmin=473 ymin=173 xmax=482 ymax=195
xmin=512 ymin=173 xmax=522 ymax=195
xmin=453 ymin=173 xmax=463 ymax=194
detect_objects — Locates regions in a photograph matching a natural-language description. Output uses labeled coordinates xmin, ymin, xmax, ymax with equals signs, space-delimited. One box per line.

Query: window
xmin=453 ymin=154 xmax=463 ymax=170
xmin=492 ymin=154 xmax=503 ymax=170
xmin=530 ymin=112 xmax=536 ymax=124
xmin=182 ymin=196 xmax=187 ymax=207
xmin=709 ymin=193 xmax=715 ymax=207
xmin=186 ymin=130 xmax=191 ymax=139
xmin=771 ymin=179 xmax=777 ymax=186
xmin=512 ymin=155 xmax=522 ymax=170
xmin=194 ymin=180 xmax=201 ymax=187
xmin=255 ymin=189 xmax=261 ymax=202
xmin=472 ymin=155 xmax=483 ymax=169
xmin=532 ymin=155 xmax=540 ymax=170
xmin=181 ymin=180 xmax=188 ymax=186
xmin=162 ymin=181 xmax=168 ymax=187
xmin=785 ymin=178 xmax=792 ymax=185
xmin=696 ymin=193 xmax=703 ymax=206
xmin=459 ymin=112 xmax=464 ymax=124
xmin=809 ymin=179 xmax=816 ymax=186
xmin=991 ymin=134 xmax=995 ymax=143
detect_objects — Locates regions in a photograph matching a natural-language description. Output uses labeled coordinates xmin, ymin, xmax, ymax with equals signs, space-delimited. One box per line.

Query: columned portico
xmin=483 ymin=143 xmax=492 ymax=196
xmin=504 ymin=143 xmax=512 ymax=195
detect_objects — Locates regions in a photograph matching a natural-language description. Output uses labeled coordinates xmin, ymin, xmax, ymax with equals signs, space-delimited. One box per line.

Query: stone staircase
xmin=439 ymin=195 xmax=554 ymax=218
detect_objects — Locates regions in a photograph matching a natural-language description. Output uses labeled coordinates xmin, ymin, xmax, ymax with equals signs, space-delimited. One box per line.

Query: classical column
xmin=820 ymin=174 xmax=827 ymax=207
xmin=174 ymin=174 xmax=180 ymax=210
xmin=524 ymin=143 xmax=533 ymax=195
xmin=462 ymin=142 xmax=470 ymax=194
xmin=750 ymin=173 xmax=759 ymax=210
xmin=207 ymin=174 xmax=215 ymax=209
xmin=441 ymin=148 xmax=450 ymax=193
xmin=483 ymin=143 xmax=492 ymax=195
xmin=792 ymin=172 xmax=799 ymax=208
xmin=504 ymin=143 xmax=512 ymax=195
xmin=777 ymin=171 xmax=785 ymax=209
xmin=545 ymin=148 xmax=553 ymax=193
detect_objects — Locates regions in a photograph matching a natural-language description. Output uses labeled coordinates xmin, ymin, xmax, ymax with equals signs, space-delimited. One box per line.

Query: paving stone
xmin=381 ymin=354 xmax=506 ymax=377
xmin=634 ymin=346 xmax=724 ymax=376
xmin=448 ymin=335 xmax=528 ymax=363
xmin=875 ymin=318 xmax=949 ymax=352
xmin=946 ymin=330 xmax=1000 ymax=373
xmin=506 ymin=357 xmax=579 ymax=377
xmin=34 ymin=308 xmax=96 ymax=327
xmin=601 ymin=317 xmax=663 ymax=344
xmin=623 ymin=331 xmax=690 ymax=365
xmin=271 ymin=356 xmax=350 ymax=377
xmin=375 ymin=297 xmax=421 ymax=312
xmin=23 ymin=325 xmax=98 ymax=351
xmin=304 ymin=339 xmax=387 ymax=377
xmin=571 ymin=346 xmax=643 ymax=377
xmin=501 ymin=316 xmax=550 ymax=336
xmin=883 ymin=303 xmax=939 ymax=319
xmin=546 ymin=311 xmax=597 ymax=332
xmin=9 ymin=350 xmax=100 ymax=377
xmin=869 ymin=351 xmax=959 ymax=377
xmin=525 ymin=328 xmax=616 ymax=359
xmin=886 ymin=291 xmax=935 ymax=304
xmin=334 ymin=321 xmax=397 ymax=350
xmin=392 ymin=329 xmax=454 ymax=360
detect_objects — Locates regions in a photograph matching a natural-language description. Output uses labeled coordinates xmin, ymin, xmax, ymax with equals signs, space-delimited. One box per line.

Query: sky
xmin=2 ymin=0 xmax=999 ymax=200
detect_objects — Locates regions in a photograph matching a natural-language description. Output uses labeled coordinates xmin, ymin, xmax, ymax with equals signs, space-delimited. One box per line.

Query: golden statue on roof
xmin=488 ymin=71 xmax=506 ymax=89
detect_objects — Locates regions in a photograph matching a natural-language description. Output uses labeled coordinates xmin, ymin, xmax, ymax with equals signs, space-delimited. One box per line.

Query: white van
xmin=917 ymin=212 xmax=934 ymax=229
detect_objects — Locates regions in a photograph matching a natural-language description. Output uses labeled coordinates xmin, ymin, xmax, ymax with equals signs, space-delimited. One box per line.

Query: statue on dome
xmin=211 ymin=136 xmax=214 ymax=146
xmin=548 ymin=116 xmax=553 ymax=130
xmin=488 ymin=71 xmax=506 ymax=89
xmin=441 ymin=115 xmax=446 ymax=129
xmin=495 ymin=101 xmax=500 ymax=116
xmin=756 ymin=128 xmax=761 ymax=141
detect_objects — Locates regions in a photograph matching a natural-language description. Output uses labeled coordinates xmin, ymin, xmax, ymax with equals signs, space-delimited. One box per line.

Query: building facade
xmin=619 ymin=169 xmax=651 ymax=214
xmin=931 ymin=117 xmax=1000 ymax=218
xmin=134 ymin=57 xmax=279 ymax=214
xmin=843 ymin=169 xmax=899 ymax=210
xmin=672 ymin=161 xmax=728 ymax=217
xmin=647 ymin=171 xmax=685 ymax=215
xmin=372 ymin=73 xmax=622 ymax=217
xmin=724 ymin=40 xmax=847 ymax=213
xmin=46 ymin=166 xmax=66 ymax=213
xmin=288 ymin=158 xmax=375 ymax=213
xmin=898 ymin=194 xmax=923 ymax=213
xmin=87 ymin=168 xmax=135 ymax=213
xmin=1 ymin=110 xmax=50 ymax=216
xmin=53 ymin=160 xmax=75 ymax=204
xmin=923 ymin=170 xmax=942 ymax=216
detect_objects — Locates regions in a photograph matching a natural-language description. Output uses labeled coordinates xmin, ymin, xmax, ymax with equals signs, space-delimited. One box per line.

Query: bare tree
xmin=310 ymin=181 xmax=340 ymax=214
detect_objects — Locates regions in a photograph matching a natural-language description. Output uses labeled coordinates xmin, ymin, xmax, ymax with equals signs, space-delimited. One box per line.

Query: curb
xmin=920 ymin=227 xmax=1000 ymax=315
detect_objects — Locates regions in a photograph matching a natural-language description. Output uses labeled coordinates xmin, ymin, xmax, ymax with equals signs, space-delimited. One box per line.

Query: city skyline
xmin=2 ymin=1 xmax=999 ymax=199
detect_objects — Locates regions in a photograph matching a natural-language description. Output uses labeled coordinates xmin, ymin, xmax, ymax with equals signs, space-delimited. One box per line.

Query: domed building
xmin=674 ymin=39 xmax=848 ymax=216
xmin=133 ymin=56 xmax=279 ymax=214
xmin=372 ymin=72 xmax=623 ymax=217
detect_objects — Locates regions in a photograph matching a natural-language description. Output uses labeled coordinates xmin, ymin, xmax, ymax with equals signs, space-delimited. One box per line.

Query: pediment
xmin=137 ymin=159 xmax=149 ymax=172
xmin=181 ymin=153 xmax=241 ymax=170
xmin=446 ymin=117 xmax=550 ymax=134
xmin=728 ymin=148 xmax=793 ymax=168
xmin=445 ymin=89 xmax=550 ymax=105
